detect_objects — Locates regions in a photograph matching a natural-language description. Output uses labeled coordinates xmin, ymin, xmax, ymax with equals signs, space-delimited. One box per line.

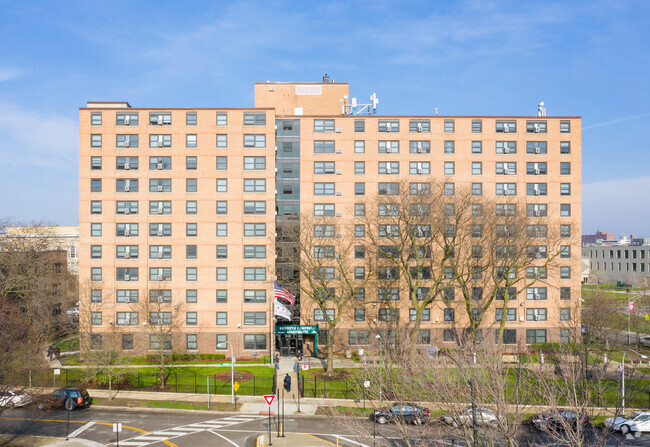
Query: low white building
xmin=582 ymin=244 xmax=650 ymax=287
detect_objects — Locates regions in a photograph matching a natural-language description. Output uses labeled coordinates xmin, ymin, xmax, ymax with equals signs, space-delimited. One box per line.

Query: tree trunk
xmin=109 ymin=373 xmax=112 ymax=401
xmin=409 ymin=310 xmax=424 ymax=358
xmin=160 ymin=347 xmax=166 ymax=388
xmin=327 ymin=324 xmax=335 ymax=373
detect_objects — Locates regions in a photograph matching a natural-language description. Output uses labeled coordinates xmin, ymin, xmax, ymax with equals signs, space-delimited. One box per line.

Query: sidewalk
xmin=256 ymin=432 xmax=334 ymax=447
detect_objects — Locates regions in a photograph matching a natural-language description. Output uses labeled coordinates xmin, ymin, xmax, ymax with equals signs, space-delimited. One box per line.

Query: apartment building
xmin=79 ymin=79 xmax=581 ymax=357
xmin=583 ymin=245 xmax=650 ymax=287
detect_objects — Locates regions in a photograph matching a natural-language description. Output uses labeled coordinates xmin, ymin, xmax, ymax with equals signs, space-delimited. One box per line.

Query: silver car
xmin=0 ymin=389 xmax=33 ymax=408
xmin=442 ymin=408 xmax=499 ymax=427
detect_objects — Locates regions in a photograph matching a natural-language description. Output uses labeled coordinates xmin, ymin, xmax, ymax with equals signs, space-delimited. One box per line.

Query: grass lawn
xmin=61 ymin=354 xmax=270 ymax=366
xmin=55 ymin=337 xmax=79 ymax=352
xmin=92 ymin=397 xmax=239 ymax=411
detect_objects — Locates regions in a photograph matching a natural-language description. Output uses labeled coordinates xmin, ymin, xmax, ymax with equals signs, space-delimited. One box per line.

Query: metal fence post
xmin=253 ymin=376 xmax=256 ymax=396
xmin=175 ymin=372 xmax=178 ymax=393
xmin=195 ymin=373 xmax=197 ymax=393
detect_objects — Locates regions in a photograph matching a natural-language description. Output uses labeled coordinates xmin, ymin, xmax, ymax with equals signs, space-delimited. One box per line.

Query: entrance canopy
xmin=275 ymin=325 xmax=319 ymax=357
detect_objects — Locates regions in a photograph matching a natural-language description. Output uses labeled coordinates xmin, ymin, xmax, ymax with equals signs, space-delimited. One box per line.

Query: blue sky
xmin=0 ymin=0 xmax=648 ymax=236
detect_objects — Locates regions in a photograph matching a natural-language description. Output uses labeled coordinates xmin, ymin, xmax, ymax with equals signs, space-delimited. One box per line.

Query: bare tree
xmin=281 ymin=214 xmax=371 ymax=373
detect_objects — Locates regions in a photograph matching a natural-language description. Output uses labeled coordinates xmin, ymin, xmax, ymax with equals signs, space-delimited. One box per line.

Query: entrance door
xmin=277 ymin=334 xmax=303 ymax=356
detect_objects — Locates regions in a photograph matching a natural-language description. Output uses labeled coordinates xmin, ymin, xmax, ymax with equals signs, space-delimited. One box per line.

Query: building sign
xmin=275 ymin=325 xmax=319 ymax=335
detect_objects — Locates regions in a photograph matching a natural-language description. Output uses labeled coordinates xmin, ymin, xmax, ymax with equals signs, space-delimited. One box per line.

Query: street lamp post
xmin=217 ymin=341 xmax=235 ymax=405
xmin=621 ymin=349 xmax=648 ymax=415
xmin=375 ymin=333 xmax=382 ymax=406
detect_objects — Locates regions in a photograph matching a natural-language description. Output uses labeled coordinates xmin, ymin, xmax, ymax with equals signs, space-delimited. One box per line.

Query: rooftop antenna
xmin=537 ymin=101 xmax=546 ymax=117
xmin=343 ymin=92 xmax=379 ymax=115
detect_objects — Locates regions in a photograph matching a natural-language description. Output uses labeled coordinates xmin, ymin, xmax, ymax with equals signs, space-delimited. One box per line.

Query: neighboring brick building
xmin=582 ymin=230 xmax=616 ymax=246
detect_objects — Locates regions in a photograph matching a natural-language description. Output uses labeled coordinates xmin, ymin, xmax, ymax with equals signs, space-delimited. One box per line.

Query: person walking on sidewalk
xmin=283 ymin=373 xmax=291 ymax=392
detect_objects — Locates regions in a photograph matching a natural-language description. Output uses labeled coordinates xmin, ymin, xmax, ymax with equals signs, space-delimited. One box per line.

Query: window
xmin=444 ymin=183 xmax=455 ymax=196
xmin=526 ymin=308 xmax=547 ymax=321
xmin=354 ymin=267 xmax=365 ymax=280
xmin=379 ymin=162 xmax=399 ymax=174
xmin=244 ymin=334 xmax=266 ymax=350
xmin=216 ymin=223 xmax=227 ymax=237
xmin=116 ymin=134 xmax=139 ymax=148
xmin=527 ymin=141 xmax=547 ymax=154
xmin=314 ymin=203 xmax=335 ymax=217
xmin=496 ymin=120 xmax=516 ymax=133
xmin=244 ymin=156 xmax=266 ymax=170
xmin=314 ymin=182 xmax=335 ymax=195
xmin=186 ymin=112 xmax=197 ymax=126
xmin=444 ymin=141 xmax=455 ymax=154
xmin=216 ymin=112 xmax=227 ymax=126
xmin=443 ymin=330 xmax=455 ymax=342
xmin=560 ymin=287 xmax=571 ymax=300
xmin=472 ymin=120 xmax=482 ymax=133
xmin=355 ymin=203 xmax=366 ymax=217
xmin=244 ymin=290 xmax=266 ymax=303
xmin=560 ymin=308 xmax=571 ymax=321
xmin=244 ymin=223 xmax=266 ymax=237
xmin=91 ymin=289 xmax=102 ymax=303
xmin=495 ymin=309 xmax=517 ymax=322
xmin=216 ymin=245 xmax=227 ymax=259
xmin=149 ymin=112 xmax=171 ymax=126
xmin=149 ymin=223 xmax=171 ymax=237
xmin=314 ymin=141 xmax=335 ymax=153
xmin=444 ymin=308 xmax=455 ymax=322
xmin=560 ymin=245 xmax=571 ymax=258
xmin=91 ymin=134 xmax=102 ymax=148
xmin=355 ymin=225 xmax=365 ymax=238
xmin=116 ymin=289 xmax=138 ymax=303
xmin=378 ymin=120 xmax=399 ymax=132
xmin=243 ymin=134 xmax=265 ymax=147
xmin=244 ymin=312 xmax=266 ymax=325
xmin=185 ymin=267 xmax=197 ymax=281
xmin=216 ymin=312 xmax=228 ymax=325
xmin=354 ymin=161 xmax=366 ymax=175
xmin=560 ymin=121 xmax=570 ymax=133
xmin=116 ymin=112 xmax=139 ymax=126
xmin=186 ymin=289 xmax=197 ymax=303
xmin=216 ymin=289 xmax=227 ymax=303
xmin=444 ymin=120 xmax=455 ymax=133
xmin=526 ymin=121 xmax=547 ymax=133
xmin=91 ymin=157 xmax=102 ymax=170
xmin=214 ymin=179 xmax=227 ymax=193
xmin=91 ymin=245 xmax=102 ymax=259
xmin=409 ymin=120 xmax=430 ymax=132
xmin=355 ymin=182 xmax=365 ymax=195
xmin=560 ymin=183 xmax=571 ymax=196
xmin=186 ymin=134 xmax=197 ymax=148
xmin=116 ymin=312 xmax=138 ymax=326
xmin=315 ymin=309 xmax=335 ymax=321
xmin=116 ymin=179 xmax=138 ymax=192
xmin=244 ymin=268 xmax=265 ymax=281
xmin=560 ymin=266 xmax=571 ymax=279
xmin=91 ymin=267 xmax=102 ymax=281
xmin=560 ymin=204 xmax=571 ymax=217
xmin=244 ymin=112 xmax=266 ymax=125
xmin=560 ymin=162 xmax=571 ymax=175
xmin=526 ymin=329 xmax=547 ymax=344
xmin=472 ymin=141 xmax=482 ymax=153
xmin=349 ymin=330 xmax=370 ymax=345
xmin=314 ymin=119 xmax=335 ymax=132
xmin=354 ymin=140 xmax=365 ymax=153
xmin=355 ymin=120 xmax=365 ymax=132
xmin=244 ymin=245 xmax=265 ymax=259
xmin=472 ymin=183 xmax=482 ymax=196
xmin=91 ymin=201 xmax=102 ymax=215
xmin=149 ymin=156 xmax=170 ymax=170
xmin=472 ymin=162 xmax=482 ymax=175
xmin=378 ymin=309 xmax=398 ymax=322
xmin=496 ymin=141 xmax=516 ymax=154
xmin=91 ymin=112 xmax=102 ymax=126
xmin=91 ymin=312 xmax=102 ymax=326
xmin=496 ymin=162 xmax=516 ymax=175
xmin=560 ymin=225 xmax=571 ymax=238
xmin=409 ymin=182 xmax=430 ymax=195
xmin=354 ymin=309 xmax=365 ymax=322
xmin=409 ymin=141 xmax=430 ymax=154
xmin=496 ymin=183 xmax=516 ymax=196
xmin=149 ymin=178 xmax=172 ymax=193
xmin=314 ymin=161 xmax=335 ymax=174
xmin=444 ymin=288 xmax=455 ymax=300
xmin=184 ymin=201 xmax=196 ymax=214
xmin=410 ymin=162 xmax=430 ymax=175
xmin=149 ymin=134 xmax=171 ymax=148
xmin=244 ymin=179 xmax=266 ymax=192
xmin=379 ymin=141 xmax=399 ymax=154
xmin=527 ymin=204 xmax=547 ymax=217
xmin=91 ymin=179 xmax=102 ymax=192
xmin=560 ymin=328 xmax=571 ymax=343
xmin=216 ymin=267 xmax=228 ymax=281
xmin=379 ymin=183 xmax=399 ymax=196
xmin=560 ymin=142 xmax=571 ymax=154
xmin=149 ymin=335 xmax=172 ymax=350
xmin=526 ymin=183 xmax=547 ymax=196
xmin=148 ymin=267 xmax=169 ymax=281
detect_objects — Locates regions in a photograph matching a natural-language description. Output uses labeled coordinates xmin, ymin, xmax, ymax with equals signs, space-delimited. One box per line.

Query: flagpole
xmin=271 ymin=281 xmax=275 ymax=367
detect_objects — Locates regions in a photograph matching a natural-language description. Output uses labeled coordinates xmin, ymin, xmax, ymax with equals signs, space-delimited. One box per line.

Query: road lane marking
xmin=68 ymin=421 xmax=95 ymax=438
xmin=336 ymin=435 xmax=371 ymax=446
xmin=305 ymin=434 xmax=339 ymax=446
xmin=208 ymin=429 xmax=240 ymax=446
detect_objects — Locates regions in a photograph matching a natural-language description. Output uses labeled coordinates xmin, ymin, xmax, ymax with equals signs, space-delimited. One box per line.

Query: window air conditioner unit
xmin=123 ymin=140 xmax=130 ymax=148
xmin=534 ymin=168 xmax=540 ymax=175
xmin=417 ymin=123 xmax=423 ymax=132
xmin=386 ymin=145 xmax=392 ymax=153
xmin=157 ymin=206 xmax=164 ymax=214
xmin=386 ymin=167 xmax=392 ymax=174
xmin=335 ymin=254 xmax=341 ymax=259
xmin=519 ymin=316 xmax=524 ymax=322
xmin=336 ymin=191 xmax=342 ymax=196
xmin=157 ymin=162 xmax=164 ymax=170
xmin=534 ymin=189 xmax=541 ymax=196
xmin=417 ymin=142 xmax=423 ymax=153
xmin=335 ymin=170 xmax=342 ymax=175
xmin=335 ymin=275 xmax=341 ymax=280
xmin=124 ymin=229 xmax=130 ymax=237
xmin=158 ymin=297 xmax=163 ymax=303
xmin=534 ymin=124 xmax=540 ymax=133
xmin=336 ymin=149 xmax=342 ymax=154
xmin=124 ymin=274 xmax=130 ymax=281
xmin=503 ymin=125 xmax=510 ymax=133
xmin=534 ymin=210 xmax=541 ymax=217
xmin=124 ymin=185 xmax=130 ymax=192
xmin=157 ymin=252 xmax=163 ymax=259
xmin=504 ymin=148 xmax=510 ymax=154
xmin=157 ymin=185 xmax=163 ymax=192
xmin=124 ymin=208 xmax=130 ymax=215
xmin=335 ymin=128 xmax=342 ymax=133
xmin=336 ymin=233 xmax=342 ymax=238
xmin=124 ymin=163 xmax=130 ymax=170
xmin=157 ymin=229 xmax=164 ymax=237
xmin=534 ymin=147 xmax=540 ymax=154
xmin=157 ymin=139 xmax=164 ymax=148
xmin=504 ymin=190 xmax=511 ymax=196
xmin=504 ymin=169 xmax=512 ymax=175
xmin=124 ymin=297 xmax=130 ymax=304
xmin=157 ymin=116 xmax=163 ymax=125
xmin=163 ymin=275 xmax=171 ymax=280
xmin=124 ymin=251 xmax=130 ymax=259
xmin=336 ymin=212 xmax=342 ymax=217
xmin=124 ymin=116 xmax=131 ymax=125
xmin=417 ymin=167 xmax=423 ymax=174
xmin=534 ymin=292 xmax=540 ymax=300
xmin=534 ymin=315 xmax=539 ymax=321
xmin=386 ymin=123 xmax=392 ymax=132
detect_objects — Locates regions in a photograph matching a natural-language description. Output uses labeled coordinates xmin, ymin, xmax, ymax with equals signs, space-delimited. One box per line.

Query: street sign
xmin=263 ymin=395 xmax=276 ymax=406
xmin=113 ymin=423 xmax=122 ymax=433
xmin=53 ymin=369 xmax=60 ymax=375
xmin=629 ymin=300 xmax=634 ymax=313
xmin=220 ymin=363 xmax=231 ymax=366
xmin=363 ymin=380 xmax=370 ymax=388
xmin=300 ymin=364 xmax=309 ymax=370
xmin=233 ymin=381 xmax=240 ymax=392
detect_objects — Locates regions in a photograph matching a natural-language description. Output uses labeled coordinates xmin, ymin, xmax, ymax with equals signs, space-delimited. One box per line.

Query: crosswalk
xmin=112 ymin=415 xmax=266 ymax=446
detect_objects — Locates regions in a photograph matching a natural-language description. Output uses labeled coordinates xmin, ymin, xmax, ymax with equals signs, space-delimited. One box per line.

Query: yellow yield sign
xmin=233 ymin=381 xmax=240 ymax=392
xmin=645 ymin=313 xmax=649 ymax=321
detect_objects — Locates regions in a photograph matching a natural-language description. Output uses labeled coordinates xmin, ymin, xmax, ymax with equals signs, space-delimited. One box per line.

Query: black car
xmin=36 ymin=387 xmax=92 ymax=411
xmin=370 ymin=403 xmax=430 ymax=425
xmin=529 ymin=411 xmax=591 ymax=432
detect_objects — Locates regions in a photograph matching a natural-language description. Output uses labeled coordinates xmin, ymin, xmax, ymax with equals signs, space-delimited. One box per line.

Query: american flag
xmin=274 ymin=282 xmax=296 ymax=305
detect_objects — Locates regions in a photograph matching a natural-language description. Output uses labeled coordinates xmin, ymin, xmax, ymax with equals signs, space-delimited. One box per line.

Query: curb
xmin=90 ymin=405 xmax=324 ymax=417
xmin=255 ymin=434 xmax=263 ymax=447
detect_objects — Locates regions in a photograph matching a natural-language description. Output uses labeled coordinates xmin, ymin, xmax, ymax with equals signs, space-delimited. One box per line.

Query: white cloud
xmin=583 ymin=113 xmax=650 ymax=130
xmin=583 ymin=176 xmax=650 ymax=235
xmin=0 ymin=68 xmax=24 ymax=82
xmin=0 ymin=103 xmax=78 ymax=169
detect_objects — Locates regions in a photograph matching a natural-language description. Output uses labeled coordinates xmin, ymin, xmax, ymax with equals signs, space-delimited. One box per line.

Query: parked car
xmin=529 ymin=411 xmax=591 ymax=431
xmin=370 ymin=403 xmax=430 ymax=425
xmin=638 ymin=336 xmax=650 ymax=348
xmin=0 ymin=389 xmax=32 ymax=408
xmin=442 ymin=408 xmax=499 ymax=427
xmin=605 ymin=412 xmax=650 ymax=435
xmin=35 ymin=387 xmax=92 ymax=411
